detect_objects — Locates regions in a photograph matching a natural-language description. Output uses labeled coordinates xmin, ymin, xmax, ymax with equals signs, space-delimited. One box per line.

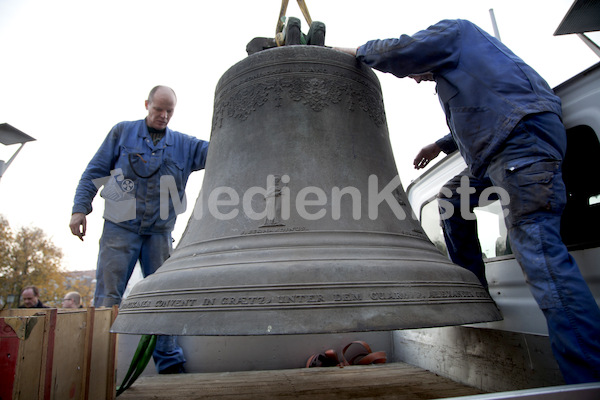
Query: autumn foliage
xmin=0 ymin=215 xmax=94 ymax=309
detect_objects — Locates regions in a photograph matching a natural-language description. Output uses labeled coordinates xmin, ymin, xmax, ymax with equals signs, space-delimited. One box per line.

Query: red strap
xmin=341 ymin=341 xmax=386 ymax=366
xmin=341 ymin=341 xmax=371 ymax=365
xmin=305 ymin=354 xmax=319 ymax=368
xmin=306 ymin=341 xmax=387 ymax=368
xmin=355 ymin=351 xmax=387 ymax=365
xmin=306 ymin=349 xmax=340 ymax=368
xmin=324 ymin=349 xmax=339 ymax=364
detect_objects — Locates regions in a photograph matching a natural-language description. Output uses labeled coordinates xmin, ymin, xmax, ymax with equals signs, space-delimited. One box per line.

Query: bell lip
xmin=111 ymin=265 xmax=501 ymax=336
xmin=110 ymin=304 xmax=503 ymax=336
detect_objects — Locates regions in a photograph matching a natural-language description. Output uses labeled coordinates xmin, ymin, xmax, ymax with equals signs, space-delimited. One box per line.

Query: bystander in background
xmin=18 ymin=286 xmax=48 ymax=308
xmin=62 ymin=291 xmax=83 ymax=308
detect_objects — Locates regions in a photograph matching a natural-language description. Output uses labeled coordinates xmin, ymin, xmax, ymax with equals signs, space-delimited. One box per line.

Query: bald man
xmin=62 ymin=291 xmax=83 ymax=308
xmin=69 ymin=86 xmax=209 ymax=374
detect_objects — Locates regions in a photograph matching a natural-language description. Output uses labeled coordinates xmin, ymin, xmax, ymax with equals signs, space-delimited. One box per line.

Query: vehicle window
xmin=560 ymin=125 xmax=600 ymax=249
xmin=420 ymin=200 xmax=447 ymax=256
xmin=418 ymin=125 xmax=600 ymax=258
xmin=473 ymin=202 xmax=511 ymax=258
xmin=420 ymin=198 xmax=510 ymax=259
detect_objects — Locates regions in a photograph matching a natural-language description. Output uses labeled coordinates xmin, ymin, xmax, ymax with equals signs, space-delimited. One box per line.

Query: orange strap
xmin=306 ymin=340 xmax=387 ymax=368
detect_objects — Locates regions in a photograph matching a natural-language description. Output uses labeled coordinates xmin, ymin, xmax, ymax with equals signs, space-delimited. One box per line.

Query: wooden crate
xmin=0 ymin=306 xmax=118 ymax=400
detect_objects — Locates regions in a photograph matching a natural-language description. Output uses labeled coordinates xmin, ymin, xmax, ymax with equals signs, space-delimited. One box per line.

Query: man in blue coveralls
xmin=69 ymin=85 xmax=209 ymax=374
xmin=334 ymin=19 xmax=600 ymax=384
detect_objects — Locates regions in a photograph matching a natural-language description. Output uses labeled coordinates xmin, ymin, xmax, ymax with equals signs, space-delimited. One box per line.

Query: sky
xmin=0 ymin=0 xmax=598 ymax=274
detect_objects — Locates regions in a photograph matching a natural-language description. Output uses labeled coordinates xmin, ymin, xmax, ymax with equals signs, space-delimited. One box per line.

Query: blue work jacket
xmin=357 ymin=19 xmax=563 ymax=178
xmin=72 ymin=119 xmax=209 ymax=234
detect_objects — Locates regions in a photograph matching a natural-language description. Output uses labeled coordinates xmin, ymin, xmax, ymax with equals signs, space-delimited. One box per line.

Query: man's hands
xmin=414 ymin=143 xmax=442 ymax=170
xmin=69 ymin=212 xmax=87 ymax=241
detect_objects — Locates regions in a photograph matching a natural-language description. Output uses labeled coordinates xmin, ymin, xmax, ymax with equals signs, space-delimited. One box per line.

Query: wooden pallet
xmin=118 ymin=362 xmax=485 ymax=399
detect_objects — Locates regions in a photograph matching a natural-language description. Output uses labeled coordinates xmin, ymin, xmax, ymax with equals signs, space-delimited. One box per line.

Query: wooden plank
xmin=118 ymin=363 xmax=485 ymax=400
xmin=1 ymin=315 xmax=47 ymax=400
xmin=107 ymin=305 xmax=118 ymax=400
xmin=1 ymin=309 xmax=45 ymax=317
xmin=51 ymin=310 xmax=87 ymax=400
xmin=0 ymin=318 xmax=20 ymax=399
xmin=88 ymin=306 xmax=117 ymax=400
xmin=6 ymin=314 xmax=47 ymax=400
xmin=82 ymin=307 xmax=95 ymax=400
xmin=41 ymin=308 xmax=57 ymax=400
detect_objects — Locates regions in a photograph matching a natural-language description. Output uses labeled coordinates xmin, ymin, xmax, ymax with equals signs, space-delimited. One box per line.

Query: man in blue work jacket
xmin=334 ymin=19 xmax=600 ymax=384
xmin=69 ymin=85 xmax=209 ymax=374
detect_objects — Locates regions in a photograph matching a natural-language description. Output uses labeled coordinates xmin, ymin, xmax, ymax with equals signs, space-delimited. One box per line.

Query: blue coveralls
xmin=357 ymin=19 xmax=600 ymax=383
xmin=73 ymin=119 xmax=209 ymax=372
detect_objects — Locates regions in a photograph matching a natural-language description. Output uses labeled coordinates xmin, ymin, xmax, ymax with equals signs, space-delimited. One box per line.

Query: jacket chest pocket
xmin=162 ymin=157 xmax=185 ymax=185
xmin=121 ymin=146 xmax=162 ymax=179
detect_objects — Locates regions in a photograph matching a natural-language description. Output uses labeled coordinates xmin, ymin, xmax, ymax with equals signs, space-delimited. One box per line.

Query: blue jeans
xmin=95 ymin=220 xmax=186 ymax=372
xmin=439 ymin=113 xmax=600 ymax=383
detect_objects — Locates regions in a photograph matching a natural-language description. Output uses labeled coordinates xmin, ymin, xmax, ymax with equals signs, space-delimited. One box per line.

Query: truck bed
xmin=117 ymin=362 xmax=485 ymax=399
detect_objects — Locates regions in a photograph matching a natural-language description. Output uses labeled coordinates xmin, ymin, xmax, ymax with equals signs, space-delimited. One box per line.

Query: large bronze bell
xmin=111 ymin=46 xmax=502 ymax=336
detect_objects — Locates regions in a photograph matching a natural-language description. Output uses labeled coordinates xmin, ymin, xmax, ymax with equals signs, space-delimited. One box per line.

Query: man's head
xmin=21 ymin=286 xmax=40 ymax=308
xmin=62 ymin=291 xmax=82 ymax=309
xmin=145 ymin=85 xmax=177 ymax=130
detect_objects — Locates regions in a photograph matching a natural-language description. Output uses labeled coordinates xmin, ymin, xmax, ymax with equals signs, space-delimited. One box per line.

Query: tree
xmin=0 ymin=216 xmax=13 ymax=305
xmin=0 ymin=215 xmax=65 ymax=309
